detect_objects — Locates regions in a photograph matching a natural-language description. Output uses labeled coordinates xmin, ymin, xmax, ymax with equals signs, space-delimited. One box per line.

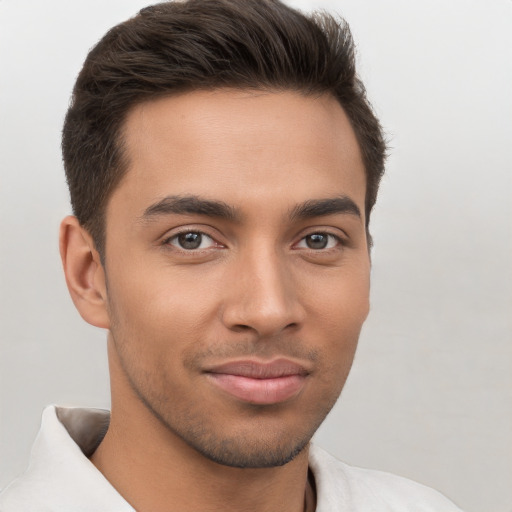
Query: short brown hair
xmin=62 ymin=0 xmax=386 ymax=256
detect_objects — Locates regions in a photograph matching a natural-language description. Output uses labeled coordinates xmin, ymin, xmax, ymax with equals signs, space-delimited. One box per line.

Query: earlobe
xmin=59 ymin=216 xmax=110 ymax=329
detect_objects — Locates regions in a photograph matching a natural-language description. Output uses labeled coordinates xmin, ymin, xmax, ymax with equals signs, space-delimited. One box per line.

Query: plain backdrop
xmin=0 ymin=1 xmax=511 ymax=511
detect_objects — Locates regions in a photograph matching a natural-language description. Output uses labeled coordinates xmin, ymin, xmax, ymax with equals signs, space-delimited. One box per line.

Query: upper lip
xmin=204 ymin=358 xmax=310 ymax=379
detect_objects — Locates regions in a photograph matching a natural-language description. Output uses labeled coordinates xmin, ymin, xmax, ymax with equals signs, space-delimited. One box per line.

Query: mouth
xmin=204 ymin=358 xmax=309 ymax=405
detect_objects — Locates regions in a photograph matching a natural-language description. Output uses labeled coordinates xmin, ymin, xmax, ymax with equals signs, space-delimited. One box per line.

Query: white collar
xmin=1 ymin=405 xmax=134 ymax=511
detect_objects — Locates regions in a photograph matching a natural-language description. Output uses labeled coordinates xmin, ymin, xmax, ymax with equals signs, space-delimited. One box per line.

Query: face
xmin=103 ymin=89 xmax=370 ymax=468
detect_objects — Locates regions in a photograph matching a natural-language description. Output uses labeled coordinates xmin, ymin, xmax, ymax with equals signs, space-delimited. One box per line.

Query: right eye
xmin=166 ymin=231 xmax=216 ymax=251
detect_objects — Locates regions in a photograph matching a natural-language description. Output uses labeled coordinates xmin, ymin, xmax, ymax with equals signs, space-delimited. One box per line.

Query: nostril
xmin=229 ymin=322 xmax=298 ymax=335
xmin=231 ymin=323 xmax=254 ymax=333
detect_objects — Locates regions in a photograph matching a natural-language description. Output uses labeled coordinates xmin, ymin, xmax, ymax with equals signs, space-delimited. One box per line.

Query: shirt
xmin=0 ymin=406 xmax=464 ymax=511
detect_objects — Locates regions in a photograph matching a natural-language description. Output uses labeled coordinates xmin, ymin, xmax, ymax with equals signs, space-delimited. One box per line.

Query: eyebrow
xmin=140 ymin=195 xmax=238 ymax=222
xmin=139 ymin=194 xmax=361 ymax=224
xmin=289 ymin=196 xmax=361 ymax=221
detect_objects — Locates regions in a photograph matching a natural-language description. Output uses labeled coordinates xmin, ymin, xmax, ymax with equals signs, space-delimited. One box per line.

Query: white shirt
xmin=0 ymin=406 xmax=464 ymax=511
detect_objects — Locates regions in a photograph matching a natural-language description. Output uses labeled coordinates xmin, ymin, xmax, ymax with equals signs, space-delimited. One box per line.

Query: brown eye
xmin=296 ymin=233 xmax=339 ymax=250
xmin=305 ymin=233 xmax=328 ymax=249
xmin=168 ymin=231 xmax=215 ymax=250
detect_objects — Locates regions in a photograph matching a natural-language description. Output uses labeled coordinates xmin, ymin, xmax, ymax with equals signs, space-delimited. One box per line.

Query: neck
xmin=91 ymin=341 xmax=315 ymax=512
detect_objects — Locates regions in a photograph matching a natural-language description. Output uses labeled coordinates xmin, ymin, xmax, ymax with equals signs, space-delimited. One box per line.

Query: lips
xmin=204 ymin=359 xmax=309 ymax=405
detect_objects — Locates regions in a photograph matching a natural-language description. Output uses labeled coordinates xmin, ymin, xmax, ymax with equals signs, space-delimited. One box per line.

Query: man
xmin=0 ymin=0 xmax=464 ymax=510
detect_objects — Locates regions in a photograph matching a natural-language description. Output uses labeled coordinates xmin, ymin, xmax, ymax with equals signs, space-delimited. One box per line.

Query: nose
xmin=221 ymin=247 xmax=305 ymax=337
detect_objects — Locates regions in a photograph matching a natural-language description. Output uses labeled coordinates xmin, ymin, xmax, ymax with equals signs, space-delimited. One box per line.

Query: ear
xmin=59 ymin=216 xmax=110 ymax=329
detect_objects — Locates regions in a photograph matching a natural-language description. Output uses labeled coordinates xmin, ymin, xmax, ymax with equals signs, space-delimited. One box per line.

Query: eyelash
xmin=162 ymin=229 xmax=345 ymax=253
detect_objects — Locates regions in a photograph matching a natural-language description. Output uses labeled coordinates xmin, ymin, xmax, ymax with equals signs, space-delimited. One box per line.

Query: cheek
xmin=302 ymin=264 xmax=369 ymax=369
xmin=302 ymin=262 xmax=370 ymax=326
xmin=106 ymin=264 xmax=223 ymax=375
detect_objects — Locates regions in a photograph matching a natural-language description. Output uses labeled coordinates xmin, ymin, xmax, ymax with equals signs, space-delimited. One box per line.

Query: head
xmin=60 ymin=0 xmax=386 ymax=470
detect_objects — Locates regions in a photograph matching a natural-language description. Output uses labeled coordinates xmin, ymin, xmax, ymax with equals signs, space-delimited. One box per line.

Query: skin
xmin=60 ymin=89 xmax=370 ymax=512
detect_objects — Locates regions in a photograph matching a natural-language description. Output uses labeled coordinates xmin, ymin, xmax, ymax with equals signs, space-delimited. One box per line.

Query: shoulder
xmin=309 ymin=444 xmax=464 ymax=511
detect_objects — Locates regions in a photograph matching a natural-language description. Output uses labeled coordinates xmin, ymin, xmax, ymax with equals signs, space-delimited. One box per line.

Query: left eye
xmin=167 ymin=231 xmax=216 ymax=250
xmin=296 ymin=233 xmax=339 ymax=250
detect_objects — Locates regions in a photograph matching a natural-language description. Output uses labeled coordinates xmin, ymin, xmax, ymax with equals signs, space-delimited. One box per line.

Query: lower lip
xmin=206 ymin=373 xmax=306 ymax=404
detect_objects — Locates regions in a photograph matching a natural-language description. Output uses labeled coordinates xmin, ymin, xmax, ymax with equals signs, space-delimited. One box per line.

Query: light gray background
xmin=1 ymin=1 xmax=511 ymax=511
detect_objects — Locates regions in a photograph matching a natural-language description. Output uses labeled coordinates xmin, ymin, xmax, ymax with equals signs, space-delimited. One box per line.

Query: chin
xmin=181 ymin=429 xmax=312 ymax=469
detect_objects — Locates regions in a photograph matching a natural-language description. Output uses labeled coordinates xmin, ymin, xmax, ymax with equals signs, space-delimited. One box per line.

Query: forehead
xmin=112 ymin=89 xmax=366 ymax=218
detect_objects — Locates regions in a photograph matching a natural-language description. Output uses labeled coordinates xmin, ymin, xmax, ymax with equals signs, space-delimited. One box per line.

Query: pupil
xmin=179 ymin=232 xmax=202 ymax=249
xmin=307 ymin=234 xmax=328 ymax=249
